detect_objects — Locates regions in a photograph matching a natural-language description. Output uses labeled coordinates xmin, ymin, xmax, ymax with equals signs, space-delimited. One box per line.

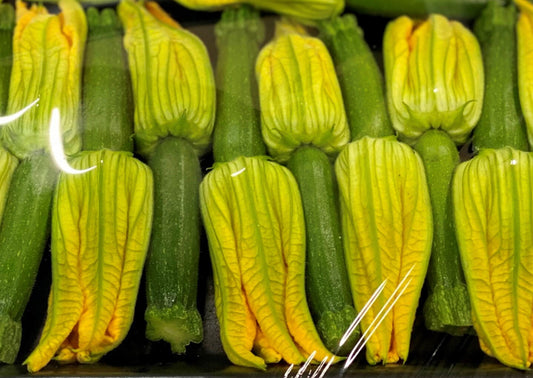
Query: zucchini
xmin=205 ymin=9 xmax=340 ymax=366
xmin=287 ymin=146 xmax=357 ymax=355
xmin=0 ymin=4 xmax=13 ymax=115
xmin=118 ymin=0 xmax=214 ymax=353
xmin=473 ymin=2 xmax=529 ymax=152
xmin=212 ymin=5 xmax=265 ymax=163
xmin=23 ymin=10 xmax=153 ymax=371
xmin=451 ymin=3 xmax=533 ymax=369
xmin=82 ymin=7 xmax=133 ymax=152
xmin=255 ymin=22 xmax=356 ymax=354
xmin=145 ymin=136 xmax=203 ymax=353
xmin=345 ymin=0 xmax=503 ymax=20
xmin=414 ymin=130 xmax=471 ymax=335
xmin=0 ymin=152 xmax=57 ymax=364
xmin=319 ymin=14 xmax=394 ymax=140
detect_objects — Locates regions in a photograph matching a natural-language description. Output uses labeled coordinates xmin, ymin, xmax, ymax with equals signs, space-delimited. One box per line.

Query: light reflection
xmin=510 ymin=159 xmax=517 ymax=165
xmin=343 ymin=264 xmax=416 ymax=370
xmin=294 ymin=350 xmax=315 ymax=378
xmin=285 ymin=264 xmax=416 ymax=377
xmin=49 ymin=107 xmax=96 ymax=174
xmin=310 ymin=356 xmax=328 ymax=378
xmin=283 ymin=364 xmax=294 ymax=378
xmin=231 ymin=167 xmax=246 ymax=177
xmin=0 ymin=98 xmax=39 ymax=125
xmin=317 ymin=356 xmax=336 ymax=378
xmin=338 ymin=280 xmax=387 ymax=348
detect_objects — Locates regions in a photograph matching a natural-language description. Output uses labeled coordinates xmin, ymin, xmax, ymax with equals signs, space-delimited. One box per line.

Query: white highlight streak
xmin=310 ymin=356 xmax=329 ymax=378
xmin=49 ymin=108 xmax=96 ymax=175
xmin=231 ymin=167 xmax=246 ymax=177
xmin=283 ymin=364 xmax=294 ymax=378
xmin=0 ymin=98 xmax=40 ymax=125
xmin=317 ymin=356 xmax=336 ymax=378
xmin=343 ymin=264 xmax=416 ymax=370
xmin=295 ymin=350 xmax=316 ymax=378
xmin=339 ymin=279 xmax=387 ymax=347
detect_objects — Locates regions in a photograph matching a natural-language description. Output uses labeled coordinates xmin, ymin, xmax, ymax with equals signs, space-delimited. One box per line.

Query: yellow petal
xmin=383 ymin=14 xmax=483 ymax=145
xmin=453 ymin=147 xmax=533 ymax=370
xmin=118 ymin=0 xmax=215 ymax=157
xmin=200 ymin=162 xmax=265 ymax=369
xmin=25 ymin=150 xmax=153 ymax=372
xmin=170 ymin=0 xmax=343 ymax=22
xmin=256 ymin=24 xmax=350 ymax=162
xmin=254 ymin=328 xmax=282 ymax=364
xmin=517 ymin=0 xmax=533 ymax=148
xmin=200 ymin=157 xmax=338 ymax=368
xmin=335 ymin=136 xmax=432 ymax=364
xmin=3 ymin=0 xmax=86 ymax=160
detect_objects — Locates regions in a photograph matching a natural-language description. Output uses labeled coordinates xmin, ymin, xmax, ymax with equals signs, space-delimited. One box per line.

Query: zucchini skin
xmin=0 ymin=4 xmax=13 ymax=115
xmin=473 ymin=2 xmax=529 ymax=152
xmin=0 ymin=153 xmax=57 ymax=363
xmin=319 ymin=14 xmax=394 ymax=141
xmin=145 ymin=136 xmax=203 ymax=353
xmin=287 ymin=146 xmax=357 ymax=355
xmin=82 ymin=7 xmax=133 ymax=152
xmin=345 ymin=0 xmax=502 ymax=20
xmin=414 ymin=130 xmax=471 ymax=335
xmin=212 ymin=5 xmax=266 ymax=163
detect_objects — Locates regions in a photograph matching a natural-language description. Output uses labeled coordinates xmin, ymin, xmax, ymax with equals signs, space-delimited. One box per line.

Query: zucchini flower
xmin=517 ymin=0 xmax=533 ymax=148
xmin=451 ymin=3 xmax=533 ymax=370
xmin=2 ymin=0 xmax=86 ymax=160
xmin=256 ymin=20 xmax=350 ymax=162
xmin=335 ymin=136 xmax=433 ymax=364
xmin=119 ymin=0 xmax=215 ymax=158
xmin=383 ymin=12 xmax=483 ymax=337
xmin=170 ymin=0 xmax=343 ymax=23
xmin=383 ymin=14 xmax=484 ymax=145
xmin=24 ymin=150 xmax=153 ymax=373
xmin=453 ymin=148 xmax=533 ymax=370
xmin=256 ymin=20 xmax=357 ymax=354
xmin=120 ymin=0 xmax=214 ymax=354
xmin=200 ymin=156 xmax=338 ymax=369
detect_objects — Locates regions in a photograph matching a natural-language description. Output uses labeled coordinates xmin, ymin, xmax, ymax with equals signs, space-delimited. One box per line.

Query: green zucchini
xmin=212 ymin=5 xmax=266 ymax=163
xmin=287 ymin=146 xmax=357 ymax=355
xmin=345 ymin=0 xmax=503 ymax=20
xmin=0 ymin=152 xmax=57 ymax=364
xmin=473 ymin=2 xmax=529 ymax=152
xmin=0 ymin=4 xmax=13 ymax=115
xmin=145 ymin=136 xmax=202 ymax=353
xmin=414 ymin=130 xmax=471 ymax=335
xmin=82 ymin=7 xmax=133 ymax=152
xmin=319 ymin=14 xmax=394 ymax=141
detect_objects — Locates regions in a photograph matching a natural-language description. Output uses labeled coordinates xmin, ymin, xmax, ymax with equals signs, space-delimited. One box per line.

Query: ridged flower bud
xmin=383 ymin=14 xmax=483 ymax=145
xmin=256 ymin=21 xmax=350 ymax=162
xmin=2 ymin=0 xmax=86 ymax=159
xmin=24 ymin=150 xmax=153 ymax=373
xmin=119 ymin=0 xmax=215 ymax=157
xmin=453 ymin=147 xmax=533 ymax=370
xmin=170 ymin=0 xmax=343 ymax=23
xmin=335 ymin=136 xmax=432 ymax=364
